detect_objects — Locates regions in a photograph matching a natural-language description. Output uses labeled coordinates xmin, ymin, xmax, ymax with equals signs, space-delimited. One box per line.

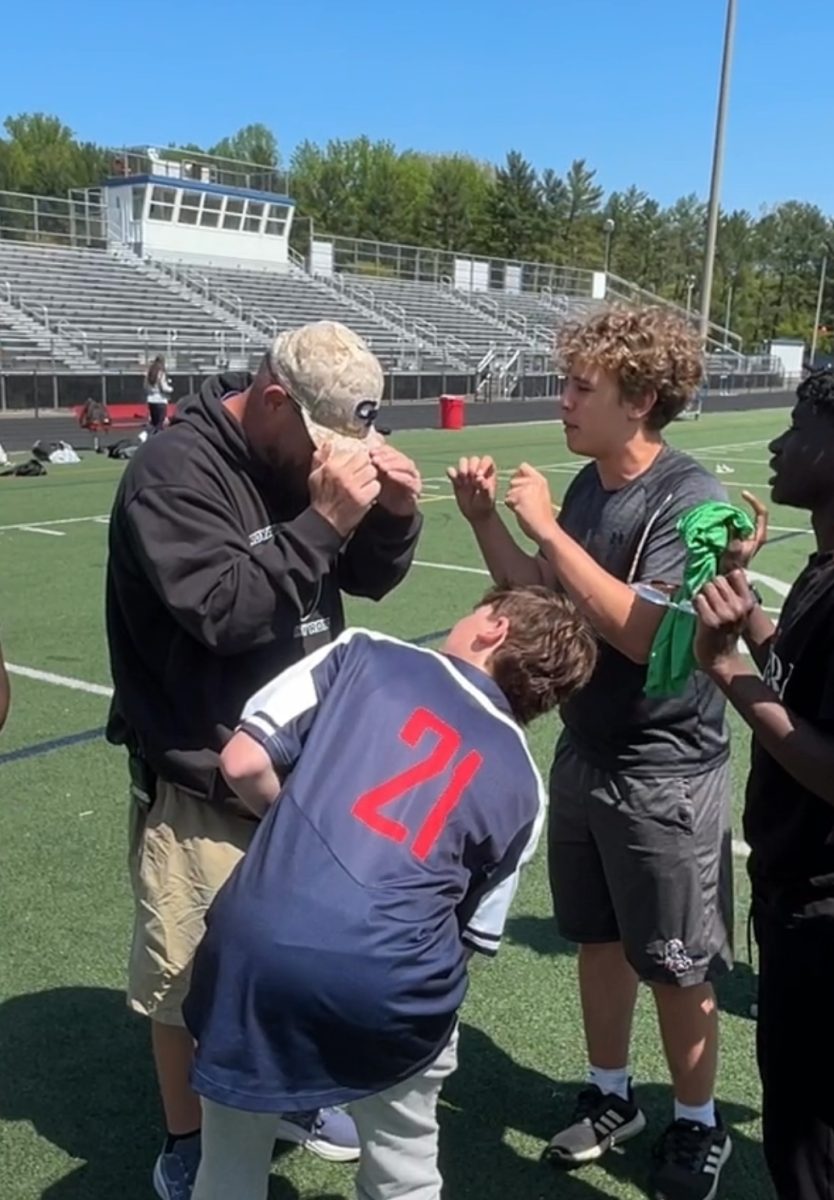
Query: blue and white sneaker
xmin=153 ymin=1133 xmax=201 ymax=1200
xmin=274 ymin=1106 xmax=360 ymax=1162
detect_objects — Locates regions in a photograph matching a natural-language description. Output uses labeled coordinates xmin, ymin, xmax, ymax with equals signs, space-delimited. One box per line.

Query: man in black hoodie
xmin=105 ymin=320 xmax=423 ymax=1199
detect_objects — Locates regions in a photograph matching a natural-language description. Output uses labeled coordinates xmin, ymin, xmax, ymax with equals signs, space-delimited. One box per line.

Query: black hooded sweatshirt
xmin=105 ymin=372 xmax=422 ymax=803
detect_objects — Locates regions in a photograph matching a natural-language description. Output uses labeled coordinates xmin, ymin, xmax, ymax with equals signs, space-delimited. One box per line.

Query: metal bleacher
xmin=0 ymin=241 xmax=254 ymax=370
xmin=160 ymin=260 xmax=424 ymax=368
xmin=340 ymin=275 xmax=517 ymax=361
xmin=0 ymin=309 xmax=52 ymax=368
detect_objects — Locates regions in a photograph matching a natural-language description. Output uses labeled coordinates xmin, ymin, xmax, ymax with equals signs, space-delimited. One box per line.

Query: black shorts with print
xmin=548 ymin=739 xmax=734 ymax=986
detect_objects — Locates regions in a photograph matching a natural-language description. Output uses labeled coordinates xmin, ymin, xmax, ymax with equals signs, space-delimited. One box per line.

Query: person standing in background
xmin=106 ymin=320 xmax=423 ymax=1200
xmin=145 ymin=355 xmax=173 ymax=431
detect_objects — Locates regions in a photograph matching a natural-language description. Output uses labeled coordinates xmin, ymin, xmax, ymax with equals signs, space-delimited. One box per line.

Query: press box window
xmin=265 ymin=203 xmax=289 ymax=236
xmin=200 ymin=194 xmax=222 ymax=228
xmin=222 ymin=197 xmax=245 ymax=231
xmin=243 ymin=201 xmax=264 ymax=233
xmin=178 ymin=190 xmax=202 ymax=226
xmin=149 ymin=186 xmax=176 ymax=222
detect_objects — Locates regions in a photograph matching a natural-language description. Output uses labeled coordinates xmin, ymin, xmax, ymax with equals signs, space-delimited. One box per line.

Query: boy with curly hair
xmin=450 ymin=306 xmax=760 ymax=1200
xmin=183 ymin=586 xmax=597 ymax=1200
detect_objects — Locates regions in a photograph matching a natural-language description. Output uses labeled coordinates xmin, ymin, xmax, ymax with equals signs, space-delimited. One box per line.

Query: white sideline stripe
xmin=0 ymin=513 xmax=108 ymax=533
xmin=413 ymin=559 xmax=784 ymax=614
xmin=421 ymin=491 xmax=810 ymax=537
xmin=701 ymin=457 xmax=769 ymax=466
xmin=0 ymin=440 xmax=782 ymax=530
xmin=414 ymin=560 xmax=490 ymax=576
xmin=2 ymin=503 xmax=810 ymax=539
xmin=19 ymin=526 xmax=65 ymax=537
xmin=425 ymin=439 xmax=774 ymax=486
xmin=6 ymin=663 xmax=113 ymax=698
xmin=6 ymin=506 xmax=811 ymax=541
xmin=424 ymin=460 xmax=566 ymax=484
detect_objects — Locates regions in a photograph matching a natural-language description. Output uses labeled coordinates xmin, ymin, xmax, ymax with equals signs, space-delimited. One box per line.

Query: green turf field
xmin=0 ymin=408 xmax=802 ymax=1200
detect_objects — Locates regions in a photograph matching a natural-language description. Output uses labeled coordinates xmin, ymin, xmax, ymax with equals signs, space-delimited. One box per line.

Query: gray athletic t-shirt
xmin=555 ymin=444 xmax=729 ymax=776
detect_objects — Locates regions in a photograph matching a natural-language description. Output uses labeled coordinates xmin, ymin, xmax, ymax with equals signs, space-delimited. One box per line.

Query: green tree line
xmin=1 ymin=113 xmax=832 ymax=352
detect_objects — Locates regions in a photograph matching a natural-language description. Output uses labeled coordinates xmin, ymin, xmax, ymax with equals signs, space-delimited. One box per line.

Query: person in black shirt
xmin=0 ymin=638 xmax=9 ymax=731
xmin=694 ymin=369 xmax=834 ymax=1200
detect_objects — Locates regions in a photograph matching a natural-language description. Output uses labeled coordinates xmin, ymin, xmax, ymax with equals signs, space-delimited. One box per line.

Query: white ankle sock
xmin=588 ymin=1065 xmax=630 ymax=1101
xmin=674 ymin=1099 xmax=716 ymax=1128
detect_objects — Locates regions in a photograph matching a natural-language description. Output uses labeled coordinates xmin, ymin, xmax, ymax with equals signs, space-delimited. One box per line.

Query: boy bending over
xmin=183 ymin=586 xmax=596 ymax=1200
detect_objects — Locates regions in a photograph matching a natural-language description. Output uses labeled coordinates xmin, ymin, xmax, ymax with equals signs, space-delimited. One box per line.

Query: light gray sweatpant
xmin=192 ymin=1027 xmax=459 ymax=1200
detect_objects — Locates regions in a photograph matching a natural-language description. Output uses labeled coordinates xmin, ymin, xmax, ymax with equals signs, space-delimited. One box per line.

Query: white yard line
xmin=6 ymin=663 xmax=113 ymax=697
xmin=18 ymin=526 xmax=65 ymax=537
xmin=426 ymin=440 xmax=773 ymax=484
xmin=419 ymin=492 xmax=809 ymax=537
xmin=0 ymin=513 xmax=108 ymax=533
xmin=414 ymin=560 xmax=491 ymax=576
xmin=698 ymin=456 xmax=769 ymax=467
xmin=423 ymin=460 xmax=566 ymax=484
xmin=0 ymin=439 xmax=780 ymax=529
xmin=413 ymin=559 xmax=782 ymax=610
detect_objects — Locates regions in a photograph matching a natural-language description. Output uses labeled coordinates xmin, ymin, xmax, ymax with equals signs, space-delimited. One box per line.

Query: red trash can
xmin=439 ymin=394 xmax=465 ymax=430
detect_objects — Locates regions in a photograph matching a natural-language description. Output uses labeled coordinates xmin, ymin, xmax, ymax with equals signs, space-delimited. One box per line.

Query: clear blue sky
xmin=2 ymin=0 xmax=830 ymax=215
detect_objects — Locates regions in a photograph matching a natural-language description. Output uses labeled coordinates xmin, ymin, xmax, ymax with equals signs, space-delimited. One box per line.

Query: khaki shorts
xmin=127 ymin=778 xmax=257 ymax=1026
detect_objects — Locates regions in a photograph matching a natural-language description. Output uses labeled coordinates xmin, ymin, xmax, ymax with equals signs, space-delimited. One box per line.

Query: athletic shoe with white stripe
xmin=651 ymin=1114 xmax=732 ymax=1200
xmin=543 ymin=1083 xmax=647 ymax=1167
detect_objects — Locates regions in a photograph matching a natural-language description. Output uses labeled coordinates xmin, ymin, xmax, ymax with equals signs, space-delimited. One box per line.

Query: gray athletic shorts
xmin=548 ymin=740 xmax=734 ymax=987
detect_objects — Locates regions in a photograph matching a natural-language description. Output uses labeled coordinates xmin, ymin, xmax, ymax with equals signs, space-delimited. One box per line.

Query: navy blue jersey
xmin=184 ymin=629 xmax=545 ymax=1112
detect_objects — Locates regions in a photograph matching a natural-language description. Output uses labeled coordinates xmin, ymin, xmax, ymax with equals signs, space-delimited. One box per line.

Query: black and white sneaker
xmin=543 ymin=1083 xmax=647 ymax=1167
xmin=651 ymin=1115 xmax=732 ymax=1200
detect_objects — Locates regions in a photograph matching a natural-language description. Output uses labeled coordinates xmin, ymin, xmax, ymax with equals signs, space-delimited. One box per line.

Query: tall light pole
xmin=699 ymin=0 xmax=738 ymax=346
xmin=603 ymin=218 xmax=615 ymax=275
xmin=810 ymin=249 xmax=829 ymax=366
xmin=724 ymin=280 xmax=734 ymax=348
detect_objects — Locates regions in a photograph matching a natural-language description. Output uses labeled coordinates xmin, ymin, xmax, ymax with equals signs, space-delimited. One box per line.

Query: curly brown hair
xmin=555 ymin=305 xmax=703 ymax=429
xmin=482 ymin=585 xmax=597 ymax=726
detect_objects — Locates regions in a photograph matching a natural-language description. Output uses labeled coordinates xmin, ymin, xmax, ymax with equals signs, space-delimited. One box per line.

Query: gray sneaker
xmin=153 ymin=1133 xmax=201 ymax=1200
xmin=544 ymin=1083 xmax=647 ymax=1167
xmin=273 ymin=1106 xmax=360 ymax=1162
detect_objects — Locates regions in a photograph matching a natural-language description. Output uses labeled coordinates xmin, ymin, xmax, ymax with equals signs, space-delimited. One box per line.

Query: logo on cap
xmin=354 ymin=399 xmax=380 ymax=429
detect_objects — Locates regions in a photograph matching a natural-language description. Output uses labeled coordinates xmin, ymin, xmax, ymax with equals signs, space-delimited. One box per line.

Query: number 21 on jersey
xmin=351 ymin=707 xmax=484 ymax=861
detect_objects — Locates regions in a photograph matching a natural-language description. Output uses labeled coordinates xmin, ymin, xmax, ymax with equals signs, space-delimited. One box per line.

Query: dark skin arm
xmin=695 ymin=571 xmax=834 ymax=808
xmin=742 ymin=604 xmax=777 ymax=673
xmin=721 ymin=489 xmax=773 ymax=670
xmin=0 ymin=642 xmax=9 ymax=731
